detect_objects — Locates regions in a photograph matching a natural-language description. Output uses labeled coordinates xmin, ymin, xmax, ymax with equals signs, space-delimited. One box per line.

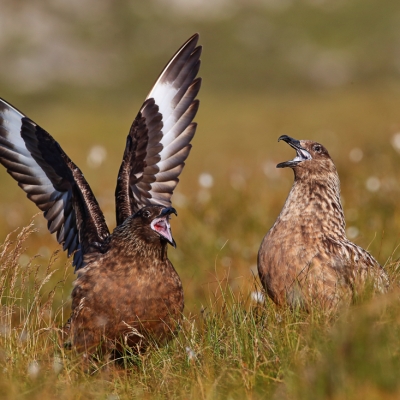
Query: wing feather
xmin=115 ymin=33 xmax=202 ymax=224
xmin=0 ymin=98 xmax=110 ymax=270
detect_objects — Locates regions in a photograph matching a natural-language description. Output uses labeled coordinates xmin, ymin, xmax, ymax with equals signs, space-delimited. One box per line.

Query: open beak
xmin=276 ymin=135 xmax=312 ymax=168
xmin=150 ymin=207 xmax=177 ymax=248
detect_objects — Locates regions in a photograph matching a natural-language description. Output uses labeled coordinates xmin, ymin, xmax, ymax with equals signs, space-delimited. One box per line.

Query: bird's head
xmin=133 ymin=205 xmax=177 ymax=248
xmin=276 ymin=135 xmax=336 ymax=179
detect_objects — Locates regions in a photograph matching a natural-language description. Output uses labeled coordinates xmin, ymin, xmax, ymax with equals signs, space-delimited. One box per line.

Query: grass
xmin=1 ymin=224 xmax=400 ymax=399
xmin=1 ymin=87 xmax=400 ymax=398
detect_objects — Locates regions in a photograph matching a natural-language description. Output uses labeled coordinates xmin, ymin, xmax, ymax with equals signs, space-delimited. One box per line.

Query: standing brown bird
xmin=258 ymin=135 xmax=388 ymax=309
xmin=0 ymin=34 xmax=201 ymax=354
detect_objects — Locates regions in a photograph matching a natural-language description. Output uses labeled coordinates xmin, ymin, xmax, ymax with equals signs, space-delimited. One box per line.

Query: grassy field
xmin=0 ymin=86 xmax=400 ymax=398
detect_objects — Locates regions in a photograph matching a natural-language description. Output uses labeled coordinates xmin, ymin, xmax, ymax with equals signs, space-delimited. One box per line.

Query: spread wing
xmin=115 ymin=33 xmax=202 ymax=225
xmin=0 ymin=99 xmax=110 ymax=270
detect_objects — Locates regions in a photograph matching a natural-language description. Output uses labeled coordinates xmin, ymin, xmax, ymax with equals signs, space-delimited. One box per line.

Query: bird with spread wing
xmin=0 ymin=33 xmax=201 ymax=355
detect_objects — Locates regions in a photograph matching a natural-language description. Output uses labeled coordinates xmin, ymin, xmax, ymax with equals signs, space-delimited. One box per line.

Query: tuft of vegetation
xmin=0 ymin=223 xmax=400 ymax=399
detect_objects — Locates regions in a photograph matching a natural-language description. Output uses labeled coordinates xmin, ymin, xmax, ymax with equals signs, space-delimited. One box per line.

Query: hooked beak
xmin=276 ymin=135 xmax=312 ymax=168
xmin=150 ymin=207 xmax=177 ymax=248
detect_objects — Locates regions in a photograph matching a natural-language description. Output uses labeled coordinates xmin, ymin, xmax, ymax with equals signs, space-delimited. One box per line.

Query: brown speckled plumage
xmin=258 ymin=136 xmax=388 ymax=309
xmin=70 ymin=206 xmax=183 ymax=353
xmin=0 ymin=34 xmax=201 ymax=354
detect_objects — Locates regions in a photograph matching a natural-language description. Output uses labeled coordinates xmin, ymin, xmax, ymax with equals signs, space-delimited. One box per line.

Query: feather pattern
xmin=115 ymin=33 xmax=202 ymax=224
xmin=0 ymin=34 xmax=201 ymax=274
xmin=0 ymin=100 xmax=109 ymax=270
xmin=258 ymin=137 xmax=388 ymax=310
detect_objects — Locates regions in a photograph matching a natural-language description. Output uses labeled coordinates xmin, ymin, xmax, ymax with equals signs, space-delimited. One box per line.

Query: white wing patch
xmin=0 ymin=102 xmax=27 ymax=150
xmin=138 ymin=36 xmax=201 ymax=207
xmin=149 ymin=82 xmax=179 ymax=137
xmin=0 ymin=98 xmax=80 ymax=259
xmin=0 ymin=103 xmax=55 ymax=190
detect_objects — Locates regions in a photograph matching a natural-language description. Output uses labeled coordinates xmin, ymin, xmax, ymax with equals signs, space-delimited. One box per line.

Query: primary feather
xmin=115 ymin=33 xmax=201 ymax=223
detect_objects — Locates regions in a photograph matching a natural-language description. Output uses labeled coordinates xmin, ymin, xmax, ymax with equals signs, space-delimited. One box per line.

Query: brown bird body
xmin=258 ymin=136 xmax=388 ymax=309
xmin=70 ymin=206 xmax=183 ymax=353
xmin=0 ymin=34 xmax=201 ymax=354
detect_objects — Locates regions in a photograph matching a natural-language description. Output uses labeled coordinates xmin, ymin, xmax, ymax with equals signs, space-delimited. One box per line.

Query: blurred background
xmin=1 ymin=0 xmax=400 ymax=314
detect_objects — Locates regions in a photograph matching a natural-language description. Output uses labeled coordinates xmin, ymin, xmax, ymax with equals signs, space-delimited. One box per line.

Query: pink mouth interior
xmin=151 ymin=217 xmax=173 ymax=242
xmin=154 ymin=220 xmax=166 ymax=233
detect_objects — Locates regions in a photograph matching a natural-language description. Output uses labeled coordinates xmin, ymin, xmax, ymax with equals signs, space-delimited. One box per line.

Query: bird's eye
xmin=143 ymin=210 xmax=151 ymax=218
xmin=313 ymin=145 xmax=322 ymax=152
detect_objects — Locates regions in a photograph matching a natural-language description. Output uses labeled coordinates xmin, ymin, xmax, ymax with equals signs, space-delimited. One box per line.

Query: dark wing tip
xmin=190 ymin=78 xmax=202 ymax=96
xmin=185 ymin=33 xmax=200 ymax=47
xmin=192 ymin=45 xmax=203 ymax=58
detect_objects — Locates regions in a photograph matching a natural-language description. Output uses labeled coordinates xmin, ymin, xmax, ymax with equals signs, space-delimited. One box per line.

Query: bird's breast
xmin=72 ymin=253 xmax=183 ymax=327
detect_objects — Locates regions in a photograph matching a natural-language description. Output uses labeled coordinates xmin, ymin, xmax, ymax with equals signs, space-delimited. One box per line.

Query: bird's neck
xmin=276 ymin=172 xmax=346 ymax=237
xmin=110 ymin=227 xmax=168 ymax=260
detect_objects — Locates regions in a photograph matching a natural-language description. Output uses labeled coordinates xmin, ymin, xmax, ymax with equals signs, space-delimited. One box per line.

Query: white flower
xmin=53 ymin=357 xmax=63 ymax=374
xmin=87 ymin=145 xmax=107 ymax=169
xmin=346 ymin=226 xmax=359 ymax=239
xmin=251 ymin=291 xmax=265 ymax=303
xmin=27 ymin=361 xmax=40 ymax=379
xmin=185 ymin=346 xmax=196 ymax=361
xmin=349 ymin=148 xmax=363 ymax=163
xmin=365 ymin=176 xmax=380 ymax=192
xmin=198 ymin=173 xmax=213 ymax=188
